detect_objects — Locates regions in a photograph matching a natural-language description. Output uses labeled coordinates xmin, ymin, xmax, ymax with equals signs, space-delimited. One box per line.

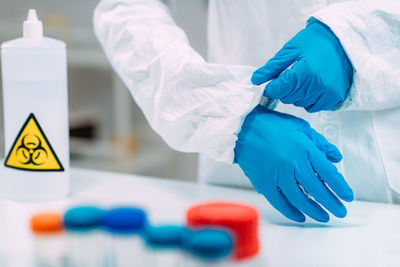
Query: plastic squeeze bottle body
xmin=1 ymin=9 xmax=69 ymax=201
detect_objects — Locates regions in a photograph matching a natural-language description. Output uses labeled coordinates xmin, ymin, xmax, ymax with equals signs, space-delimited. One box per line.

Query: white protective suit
xmin=94 ymin=0 xmax=400 ymax=203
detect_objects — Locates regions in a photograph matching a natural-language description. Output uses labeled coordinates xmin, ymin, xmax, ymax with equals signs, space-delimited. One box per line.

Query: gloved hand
xmin=234 ymin=105 xmax=353 ymax=222
xmin=251 ymin=21 xmax=353 ymax=112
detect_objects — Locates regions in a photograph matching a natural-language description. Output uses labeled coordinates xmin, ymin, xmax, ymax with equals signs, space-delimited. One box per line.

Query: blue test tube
xmin=102 ymin=207 xmax=147 ymax=267
xmin=145 ymin=225 xmax=187 ymax=267
xmin=63 ymin=206 xmax=105 ymax=267
xmin=183 ymin=228 xmax=233 ymax=267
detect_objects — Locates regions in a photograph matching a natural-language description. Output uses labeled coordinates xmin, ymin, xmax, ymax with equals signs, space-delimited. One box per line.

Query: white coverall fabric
xmin=94 ymin=0 xmax=400 ymax=202
xmin=93 ymin=0 xmax=264 ymax=164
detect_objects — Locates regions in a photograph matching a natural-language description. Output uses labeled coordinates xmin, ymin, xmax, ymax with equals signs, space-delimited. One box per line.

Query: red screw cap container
xmin=186 ymin=201 xmax=259 ymax=260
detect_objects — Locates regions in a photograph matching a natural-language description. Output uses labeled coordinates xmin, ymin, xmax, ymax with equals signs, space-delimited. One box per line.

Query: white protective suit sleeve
xmin=310 ymin=0 xmax=400 ymax=110
xmin=93 ymin=0 xmax=264 ymax=163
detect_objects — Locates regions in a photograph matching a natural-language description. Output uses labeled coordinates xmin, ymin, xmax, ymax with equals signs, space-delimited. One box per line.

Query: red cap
xmin=186 ymin=201 xmax=259 ymax=260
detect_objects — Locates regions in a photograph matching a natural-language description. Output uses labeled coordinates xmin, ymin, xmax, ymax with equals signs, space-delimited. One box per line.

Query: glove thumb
xmin=251 ymin=44 xmax=298 ymax=86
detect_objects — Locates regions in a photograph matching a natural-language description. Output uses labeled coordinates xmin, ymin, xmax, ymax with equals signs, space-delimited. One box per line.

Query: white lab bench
xmin=0 ymin=167 xmax=400 ymax=267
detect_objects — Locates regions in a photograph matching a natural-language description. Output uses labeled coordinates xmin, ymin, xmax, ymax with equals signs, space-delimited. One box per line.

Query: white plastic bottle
xmin=1 ymin=9 xmax=69 ymax=201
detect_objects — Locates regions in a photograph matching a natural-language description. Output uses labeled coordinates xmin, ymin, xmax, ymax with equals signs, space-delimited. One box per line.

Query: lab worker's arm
xmin=93 ymin=0 xmax=264 ymax=163
xmin=311 ymin=0 xmax=400 ymax=110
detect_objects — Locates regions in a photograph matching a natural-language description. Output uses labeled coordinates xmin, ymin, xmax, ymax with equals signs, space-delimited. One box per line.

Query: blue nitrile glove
xmin=234 ymin=105 xmax=353 ymax=222
xmin=251 ymin=21 xmax=353 ymax=112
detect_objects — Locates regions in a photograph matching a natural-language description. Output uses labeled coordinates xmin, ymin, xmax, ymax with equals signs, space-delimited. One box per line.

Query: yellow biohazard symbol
xmin=4 ymin=113 xmax=64 ymax=172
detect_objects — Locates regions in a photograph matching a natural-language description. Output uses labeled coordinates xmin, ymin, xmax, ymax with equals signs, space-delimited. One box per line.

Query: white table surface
xmin=0 ymin=167 xmax=400 ymax=267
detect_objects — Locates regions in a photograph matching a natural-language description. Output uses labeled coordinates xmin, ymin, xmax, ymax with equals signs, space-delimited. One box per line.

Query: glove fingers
xmin=263 ymin=187 xmax=305 ymax=223
xmin=265 ymin=59 xmax=314 ymax=101
xmin=279 ymin=175 xmax=329 ymax=222
xmin=307 ymin=147 xmax=354 ymax=202
xmin=301 ymin=126 xmax=342 ymax=163
xmin=251 ymin=46 xmax=298 ymax=86
xmin=263 ymin=67 xmax=296 ymax=100
xmin=305 ymin=93 xmax=337 ymax=113
xmin=296 ymin=163 xmax=347 ymax=218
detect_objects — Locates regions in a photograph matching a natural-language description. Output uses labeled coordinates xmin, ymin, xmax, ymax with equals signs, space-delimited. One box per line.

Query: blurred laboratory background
xmin=0 ymin=0 xmax=208 ymax=181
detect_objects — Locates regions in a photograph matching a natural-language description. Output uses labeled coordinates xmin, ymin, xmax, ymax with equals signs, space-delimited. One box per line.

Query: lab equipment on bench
xmin=1 ymin=9 xmax=70 ymax=201
xmin=64 ymin=206 xmax=105 ymax=267
xmin=102 ymin=207 xmax=149 ymax=266
xmin=187 ymin=201 xmax=259 ymax=261
xmin=145 ymin=225 xmax=187 ymax=267
xmin=30 ymin=213 xmax=66 ymax=267
xmin=183 ymin=228 xmax=233 ymax=267
xmin=28 ymin=200 xmax=259 ymax=266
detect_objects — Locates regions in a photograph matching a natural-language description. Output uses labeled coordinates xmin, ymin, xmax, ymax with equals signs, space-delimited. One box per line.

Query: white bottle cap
xmin=23 ymin=9 xmax=43 ymax=38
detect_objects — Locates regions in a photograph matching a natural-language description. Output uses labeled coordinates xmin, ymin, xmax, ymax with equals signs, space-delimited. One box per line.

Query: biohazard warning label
xmin=4 ymin=113 xmax=64 ymax=172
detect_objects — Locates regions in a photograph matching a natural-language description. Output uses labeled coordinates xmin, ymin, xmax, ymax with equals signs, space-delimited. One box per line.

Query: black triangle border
xmin=4 ymin=113 xmax=65 ymax=172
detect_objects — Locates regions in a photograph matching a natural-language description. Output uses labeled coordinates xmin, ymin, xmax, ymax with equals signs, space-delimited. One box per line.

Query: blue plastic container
xmin=102 ymin=206 xmax=148 ymax=266
xmin=183 ymin=228 xmax=233 ymax=266
xmin=63 ymin=205 xmax=106 ymax=267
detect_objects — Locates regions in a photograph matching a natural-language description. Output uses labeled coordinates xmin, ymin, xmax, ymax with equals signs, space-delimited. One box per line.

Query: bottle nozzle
xmin=27 ymin=9 xmax=39 ymax=21
xmin=23 ymin=9 xmax=43 ymax=38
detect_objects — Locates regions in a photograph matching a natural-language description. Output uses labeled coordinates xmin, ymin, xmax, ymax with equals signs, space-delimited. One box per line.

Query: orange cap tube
xmin=31 ymin=212 xmax=64 ymax=234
